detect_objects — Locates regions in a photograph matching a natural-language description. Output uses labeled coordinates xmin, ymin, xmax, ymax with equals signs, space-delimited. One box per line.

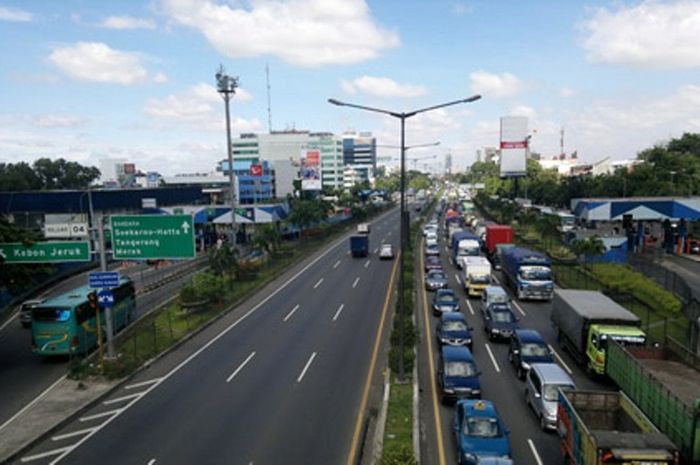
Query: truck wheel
xmin=517 ymin=365 xmax=524 ymax=380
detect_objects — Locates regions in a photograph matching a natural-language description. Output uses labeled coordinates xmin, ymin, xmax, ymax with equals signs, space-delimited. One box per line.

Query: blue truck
xmin=451 ymin=231 xmax=481 ymax=267
xmin=350 ymin=235 xmax=369 ymax=258
xmin=501 ymin=247 xmax=553 ymax=301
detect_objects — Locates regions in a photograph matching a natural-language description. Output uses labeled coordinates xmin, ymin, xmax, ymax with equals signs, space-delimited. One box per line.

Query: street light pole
xmin=328 ymin=95 xmax=482 ymax=380
xmin=216 ymin=65 xmax=239 ymax=246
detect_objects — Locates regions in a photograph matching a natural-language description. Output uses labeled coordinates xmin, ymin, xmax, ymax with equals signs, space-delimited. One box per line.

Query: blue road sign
xmin=89 ymin=272 xmax=120 ymax=289
xmin=97 ymin=290 xmax=115 ymax=307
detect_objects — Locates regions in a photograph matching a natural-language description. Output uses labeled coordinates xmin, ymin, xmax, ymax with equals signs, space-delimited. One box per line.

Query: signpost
xmin=111 ymin=214 xmax=195 ymax=260
xmin=0 ymin=241 xmax=90 ymax=263
xmin=97 ymin=290 xmax=115 ymax=308
xmin=89 ymin=271 xmax=120 ymax=289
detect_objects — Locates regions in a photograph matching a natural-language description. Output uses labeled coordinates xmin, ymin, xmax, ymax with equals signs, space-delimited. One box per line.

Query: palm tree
xmin=570 ymin=235 xmax=606 ymax=262
xmin=251 ymin=223 xmax=281 ymax=255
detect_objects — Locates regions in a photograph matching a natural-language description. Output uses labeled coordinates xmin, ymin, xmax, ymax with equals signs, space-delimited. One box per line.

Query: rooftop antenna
xmin=560 ymin=126 xmax=565 ymax=158
xmin=266 ymin=62 xmax=272 ymax=133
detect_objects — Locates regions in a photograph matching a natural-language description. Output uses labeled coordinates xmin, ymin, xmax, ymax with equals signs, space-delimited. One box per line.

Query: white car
xmin=379 ymin=244 xmax=395 ymax=259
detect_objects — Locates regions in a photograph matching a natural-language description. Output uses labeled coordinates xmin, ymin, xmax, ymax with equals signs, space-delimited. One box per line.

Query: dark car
xmin=425 ymin=270 xmax=449 ymax=291
xmin=482 ymin=303 xmax=519 ymax=341
xmin=437 ymin=312 xmax=473 ymax=349
xmin=425 ymin=243 xmax=440 ymax=256
xmin=508 ymin=329 xmax=554 ymax=380
xmin=690 ymin=240 xmax=700 ymax=255
xmin=425 ymin=256 xmax=443 ymax=272
xmin=438 ymin=346 xmax=481 ymax=403
xmin=18 ymin=299 xmax=44 ymax=328
xmin=432 ymin=288 xmax=460 ymax=315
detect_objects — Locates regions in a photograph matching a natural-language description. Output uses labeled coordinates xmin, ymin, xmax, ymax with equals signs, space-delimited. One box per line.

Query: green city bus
xmin=31 ymin=277 xmax=136 ymax=356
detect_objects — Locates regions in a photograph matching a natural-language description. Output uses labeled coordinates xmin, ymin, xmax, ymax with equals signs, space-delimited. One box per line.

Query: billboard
xmin=499 ymin=116 xmax=528 ymax=178
xmin=250 ymin=164 xmax=263 ymax=176
xmin=301 ymin=149 xmax=321 ymax=190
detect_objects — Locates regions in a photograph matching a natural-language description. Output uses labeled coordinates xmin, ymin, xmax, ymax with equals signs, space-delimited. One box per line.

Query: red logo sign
xmin=500 ymin=141 xmax=528 ymax=149
xmin=250 ymin=164 xmax=263 ymax=176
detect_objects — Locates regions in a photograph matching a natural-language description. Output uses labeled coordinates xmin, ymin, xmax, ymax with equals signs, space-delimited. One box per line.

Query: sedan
xmin=425 ymin=243 xmax=440 ymax=256
xmin=425 ymin=270 xmax=449 ymax=291
xmin=424 ymin=256 xmax=443 ymax=272
xmin=379 ymin=243 xmax=394 ymax=260
xmin=482 ymin=303 xmax=519 ymax=341
xmin=432 ymin=288 xmax=460 ymax=315
xmin=453 ymin=400 xmax=511 ymax=465
xmin=437 ymin=312 xmax=473 ymax=349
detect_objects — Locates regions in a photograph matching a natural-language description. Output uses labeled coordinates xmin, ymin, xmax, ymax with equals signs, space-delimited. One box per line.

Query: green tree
xmin=0 ymin=162 xmax=42 ymax=191
xmin=32 ymin=158 xmax=100 ymax=190
xmin=0 ymin=217 xmax=50 ymax=294
xmin=570 ymin=235 xmax=606 ymax=261
xmin=251 ymin=223 xmax=281 ymax=254
xmin=286 ymin=199 xmax=327 ymax=239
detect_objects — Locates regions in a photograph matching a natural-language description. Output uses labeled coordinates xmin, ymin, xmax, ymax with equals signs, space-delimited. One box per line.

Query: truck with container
xmin=484 ymin=225 xmax=513 ymax=257
xmin=558 ymin=389 xmax=680 ymax=465
xmin=461 ymin=256 xmax=492 ymax=297
xmin=349 ymin=235 xmax=369 ymax=258
xmin=500 ymin=247 xmax=554 ymax=300
xmin=451 ymin=231 xmax=480 ymax=268
xmin=357 ymin=222 xmax=370 ymax=234
xmin=606 ymin=338 xmax=700 ymax=464
xmin=491 ymin=243 xmax=515 ymax=271
xmin=551 ymin=289 xmax=646 ymax=376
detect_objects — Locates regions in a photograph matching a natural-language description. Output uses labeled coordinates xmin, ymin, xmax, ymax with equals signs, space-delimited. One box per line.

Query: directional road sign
xmin=0 ymin=241 xmax=90 ymax=264
xmin=89 ymin=271 xmax=120 ymax=289
xmin=111 ymin=214 xmax=195 ymax=260
xmin=97 ymin=290 xmax=115 ymax=307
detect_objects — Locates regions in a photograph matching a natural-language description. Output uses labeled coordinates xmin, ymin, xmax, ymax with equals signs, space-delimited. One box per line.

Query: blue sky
xmin=1 ymin=0 xmax=699 ymax=176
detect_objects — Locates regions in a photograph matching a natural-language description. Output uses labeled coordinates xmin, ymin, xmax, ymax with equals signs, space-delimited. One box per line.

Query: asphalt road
xmin=417 ymin=210 xmax=611 ymax=465
xmin=0 ymin=259 xmax=204 ymax=429
xmin=11 ymin=208 xmax=402 ymax=465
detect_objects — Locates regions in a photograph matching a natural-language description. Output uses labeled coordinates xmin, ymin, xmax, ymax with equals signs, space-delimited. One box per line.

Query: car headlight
xmin=465 ymin=338 xmax=472 ymax=345
xmin=440 ymin=337 xmax=449 ymax=343
xmin=521 ymin=362 xmax=531 ymax=371
xmin=491 ymin=328 xmax=499 ymax=334
xmin=444 ymin=387 xmax=455 ymax=394
xmin=464 ymin=452 xmax=477 ymax=461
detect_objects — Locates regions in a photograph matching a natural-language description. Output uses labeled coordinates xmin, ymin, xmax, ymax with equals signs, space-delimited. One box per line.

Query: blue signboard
xmin=97 ymin=289 xmax=115 ymax=307
xmin=89 ymin=272 xmax=120 ymax=289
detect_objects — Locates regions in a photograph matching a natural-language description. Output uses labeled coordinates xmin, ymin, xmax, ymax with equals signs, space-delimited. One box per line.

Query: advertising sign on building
xmin=250 ymin=164 xmax=263 ymax=176
xmin=499 ymin=116 xmax=528 ymax=178
xmin=301 ymin=149 xmax=321 ymax=190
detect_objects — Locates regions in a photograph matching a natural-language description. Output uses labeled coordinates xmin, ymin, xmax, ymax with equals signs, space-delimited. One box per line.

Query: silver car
xmin=524 ymin=363 xmax=575 ymax=431
xmin=18 ymin=299 xmax=44 ymax=328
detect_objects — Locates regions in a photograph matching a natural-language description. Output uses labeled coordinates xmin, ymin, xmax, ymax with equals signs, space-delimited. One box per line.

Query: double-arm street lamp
xmin=328 ymin=95 xmax=481 ymax=379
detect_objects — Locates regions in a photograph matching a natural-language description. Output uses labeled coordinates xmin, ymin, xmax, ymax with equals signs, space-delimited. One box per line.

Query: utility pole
xmin=216 ymin=65 xmax=239 ymax=246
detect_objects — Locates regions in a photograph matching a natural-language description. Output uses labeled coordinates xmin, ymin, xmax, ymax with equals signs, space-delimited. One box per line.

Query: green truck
xmin=606 ymin=339 xmax=700 ymax=465
xmin=551 ymin=289 xmax=647 ymax=376
xmin=558 ymin=389 xmax=679 ymax=465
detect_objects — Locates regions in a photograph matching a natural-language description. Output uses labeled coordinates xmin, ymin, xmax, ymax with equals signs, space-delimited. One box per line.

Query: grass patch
xmin=381 ymin=381 xmax=417 ymax=465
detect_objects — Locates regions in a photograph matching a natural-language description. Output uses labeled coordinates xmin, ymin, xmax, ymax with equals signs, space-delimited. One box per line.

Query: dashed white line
xmin=124 ymin=378 xmax=161 ymax=390
xmin=455 ymin=274 xmax=461 ymax=286
xmin=297 ymin=352 xmax=317 ymax=383
xmin=484 ymin=343 xmax=501 ymax=373
xmin=147 ymin=459 xmax=157 ymax=465
xmin=373 ymin=248 xmax=378 ymax=254
xmin=21 ymin=446 xmax=72 ymax=463
xmin=333 ymin=260 xmax=341 ymax=269
xmin=79 ymin=409 xmax=122 ymax=423
xmin=313 ymin=278 xmax=324 ymax=289
xmin=448 ymin=257 xmax=453 ymax=266
xmin=332 ymin=304 xmax=344 ymax=321
xmin=283 ymin=304 xmax=300 ymax=322
xmin=51 ymin=427 xmax=98 ymax=442
xmin=511 ymin=300 xmax=527 ymax=317
xmin=103 ymin=392 xmax=141 ymax=405
xmin=528 ymin=439 xmax=544 ymax=465
xmin=465 ymin=298 xmax=475 ymax=316
xmin=444 ymin=245 xmax=449 ymax=252
xmin=364 ymin=260 xmax=371 ymax=269
xmin=226 ymin=351 xmax=256 ymax=383
xmin=548 ymin=344 xmax=574 ymax=375
xmin=353 ymin=277 xmax=360 ymax=288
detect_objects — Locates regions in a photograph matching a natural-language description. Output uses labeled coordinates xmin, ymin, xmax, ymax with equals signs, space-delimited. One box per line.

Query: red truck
xmin=485 ymin=224 xmax=513 ymax=255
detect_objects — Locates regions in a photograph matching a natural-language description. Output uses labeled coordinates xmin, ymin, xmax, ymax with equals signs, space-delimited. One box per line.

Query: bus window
xmin=33 ymin=307 xmax=71 ymax=322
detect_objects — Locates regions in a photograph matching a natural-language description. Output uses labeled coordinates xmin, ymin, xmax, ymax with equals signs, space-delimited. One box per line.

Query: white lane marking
xmin=313 ymin=278 xmax=324 ymax=289
xmin=448 ymin=257 xmax=453 ymax=265
xmin=297 ymin=352 xmax=317 ymax=383
xmin=103 ymin=392 xmax=141 ymax=405
xmin=373 ymin=248 xmax=378 ymax=254
xmin=125 ymin=378 xmax=161 ymax=390
xmin=511 ymin=300 xmax=527 ymax=317
xmin=333 ymin=260 xmax=341 ymax=269
xmin=455 ymin=274 xmax=461 ymax=286
xmin=465 ymin=299 xmax=475 ymax=316
xmin=21 ymin=446 xmax=72 ymax=463
xmin=51 ymin=427 xmax=98 ymax=441
xmin=0 ymin=313 xmax=18 ymax=332
xmin=44 ymin=217 xmax=392 ymax=465
xmin=148 ymin=460 xmax=157 ymax=465
xmin=484 ymin=343 xmax=501 ymax=373
xmin=227 ymin=352 xmax=256 ymax=383
xmin=353 ymin=277 xmax=360 ymax=288
xmin=79 ymin=409 xmax=122 ymax=423
xmin=548 ymin=345 xmax=574 ymax=375
xmin=283 ymin=304 xmax=300 ymax=322
xmin=0 ymin=375 xmax=67 ymax=434
xmin=332 ymin=304 xmax=344 ymax=321
xmin=444 ymin=245 xmax=449 ymax=252
xmin=364 ymin=260 xmax=371 ymax=269
xmin=528 ymin=439 xmax=544 ymax=465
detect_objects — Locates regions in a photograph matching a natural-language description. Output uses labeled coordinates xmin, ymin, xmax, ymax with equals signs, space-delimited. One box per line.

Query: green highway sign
xmin=0 ymin=241 xmax=90 ymax=263
xmin=111 ymin=214 xmax=195 ymax=260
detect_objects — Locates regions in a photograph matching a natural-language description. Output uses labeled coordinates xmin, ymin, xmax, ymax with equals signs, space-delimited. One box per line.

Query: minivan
xmin=508 ymin=329 xmax=554 ymax=380
xmin=524 ymin=363 xmax=575 ymax=431
xmin=437 ymin=346 xmax=481 ymax=403
xmin=481 ymin=286 xmax=509 ymax=313
xmin=18 ymin=299 xmax=44 ymax=328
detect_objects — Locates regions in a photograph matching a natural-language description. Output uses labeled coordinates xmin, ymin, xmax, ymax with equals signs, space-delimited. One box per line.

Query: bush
xmin=179 ymin=272 xmax=226 ymax=303
xmin=381 ymin=447 xmax=418 ymax=465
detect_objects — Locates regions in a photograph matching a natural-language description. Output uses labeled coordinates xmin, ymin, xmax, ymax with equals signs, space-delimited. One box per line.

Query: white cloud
xmin=450 ymin=2 xmax=473 ymax=15
xmin=48 ymin=42 xmax=165 ymax=85
xmin=469 ymin=70 xmax=523 ymax=98
xmin=99 ymin=15 xmax=156 ymax=30
xmin=582 ymin=1 xmax=700 ymax=69
xmin=509 ymin=105 xmax=537 ymax=120
xmin=559 ymin=87 xmax=575 ymax=98
xmin=0 ymin=6 xmax=32 ymax=22
xmin=31 ymin=115 xmax=86 ymax=128
xmin=159 ymin=0 xmax=399 ymax=67
xmin=341 ymin=76 xmax=428 ymax=98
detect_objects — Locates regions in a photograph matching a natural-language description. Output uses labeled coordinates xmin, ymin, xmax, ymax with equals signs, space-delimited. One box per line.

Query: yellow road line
xmin=419 ymin=241 xmax=447 ymax=465
xmin=346 ymin=250 xmax=400 ymax=465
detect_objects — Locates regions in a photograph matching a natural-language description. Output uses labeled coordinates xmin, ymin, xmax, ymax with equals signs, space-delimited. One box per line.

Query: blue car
xmin=437 ymin=346 xmax=481 ymax=403
xmin=452 ymin=400 xmax=511 ymax=465
xmin=508 ymin=329 xmax=554 ymax=380
xmin=482 ymin=302 xmax=519 ymax=341
xmin=432 ymin=288 xmax=460 ymax=316
xmin=436 ymin=312 xmax=473 ymax=349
